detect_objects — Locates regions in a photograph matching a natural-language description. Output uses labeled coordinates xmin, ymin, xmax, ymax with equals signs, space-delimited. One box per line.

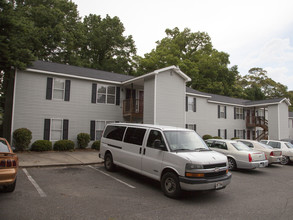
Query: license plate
xmin=215 ymin=182 xmax=223 ymax=189
xmin=259 ymin=162 xmax=265 ymax=168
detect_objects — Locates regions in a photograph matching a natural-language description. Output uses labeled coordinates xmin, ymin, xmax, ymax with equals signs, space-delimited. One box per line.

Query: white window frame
xmin=186 ymin=124 xmax=196 ymax=131
xmin=235 ymin=130 xmax=244 ymax=139
xmin=187 ymin=97 xmax=194 ymax=112
xmin=50 ymin=118 xmax=63 ymax=141
xmin=219 ymin=129 xmax=226 ymax=139
xmin=53 ymin=78 xmax=65 ymax=100
xmin=236 ymin=107 xmax=243 ymax=119
xmin=97 ymin=85 xmax=116 ymax=104
xmin=95 ymin=120 xmax=117 ymax=140
xmin=220 ymin=106 xmax=225 ymax=118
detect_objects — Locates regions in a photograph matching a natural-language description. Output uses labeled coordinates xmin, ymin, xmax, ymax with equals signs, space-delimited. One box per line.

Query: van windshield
xmin=164 ymin=131 xmax=210 ymax=152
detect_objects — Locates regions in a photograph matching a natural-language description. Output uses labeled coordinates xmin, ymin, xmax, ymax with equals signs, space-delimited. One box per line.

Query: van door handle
xmin=143 ymin=148 xmax=146 ymax=155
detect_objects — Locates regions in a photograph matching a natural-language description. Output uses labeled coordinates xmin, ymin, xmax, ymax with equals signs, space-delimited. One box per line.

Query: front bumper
xmin=179 ymin=172 xmax=232 ymax=191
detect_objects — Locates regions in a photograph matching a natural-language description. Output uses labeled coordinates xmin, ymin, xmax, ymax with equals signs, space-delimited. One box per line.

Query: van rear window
xmin=124 ymin=127 xmax=146 ymax=146
xmin=103 ymin=125 xmax=126 ymax=141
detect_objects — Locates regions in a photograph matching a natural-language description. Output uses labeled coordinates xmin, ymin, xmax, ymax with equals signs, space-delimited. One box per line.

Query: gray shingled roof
xmin=186 ymin=87 xmax=286 ymax=106
xmin=29 ymin=60 xmax=135 ymax=82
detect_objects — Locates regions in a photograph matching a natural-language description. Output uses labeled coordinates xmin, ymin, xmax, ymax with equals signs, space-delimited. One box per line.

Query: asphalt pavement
xmin=16 ymin=149 xmax=103 ymax=167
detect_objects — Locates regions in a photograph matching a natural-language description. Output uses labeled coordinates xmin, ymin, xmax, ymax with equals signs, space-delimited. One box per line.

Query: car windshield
xmin=285 ymin=142 xmax=293 ymax=149
xmin=0 ymin=140 xmax=10 ymax=153
xmin=231 ymin=142 xmax=253 ymax=151
xmin=259 ymin=143 xmax=273 ymax=149
xmin=164 ymin=130 xmax=210 ymax=152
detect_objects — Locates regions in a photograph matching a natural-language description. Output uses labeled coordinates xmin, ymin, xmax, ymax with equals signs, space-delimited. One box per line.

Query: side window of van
xmin=103 ymin=125 xmax=126 ymax=141
xmin=124 ymin=127 xmax=146 ymax=146
xmin=147 ymin=130 xmax=166 ymax=149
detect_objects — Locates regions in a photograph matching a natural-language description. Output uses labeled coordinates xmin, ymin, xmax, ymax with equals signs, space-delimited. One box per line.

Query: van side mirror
xmin=154 ymin=140 xmax=165 ymax=150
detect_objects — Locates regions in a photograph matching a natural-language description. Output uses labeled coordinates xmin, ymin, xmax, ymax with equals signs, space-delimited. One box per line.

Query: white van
xmin=99 ymin=123 xmax=232 ymax=198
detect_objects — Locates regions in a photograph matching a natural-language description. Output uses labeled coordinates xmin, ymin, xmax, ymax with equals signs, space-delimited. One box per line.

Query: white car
xmin=100 ymin=123 xmax=231 ymax=198
xmin=206 ymin=139 xmax=268 ymax=170
xmin=260 ymin=140 xmax=293 ymax=165
xmin=237 ymin=139 xmax=282 ymax=165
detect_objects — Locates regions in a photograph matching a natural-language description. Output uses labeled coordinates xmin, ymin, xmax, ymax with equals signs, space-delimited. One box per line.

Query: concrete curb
xmin=20 ymin=161 xmax=104 ymax=168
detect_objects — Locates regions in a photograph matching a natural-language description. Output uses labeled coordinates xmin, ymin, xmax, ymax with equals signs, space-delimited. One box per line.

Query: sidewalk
xmin=17 ymin=150 xmax=104 ymax=168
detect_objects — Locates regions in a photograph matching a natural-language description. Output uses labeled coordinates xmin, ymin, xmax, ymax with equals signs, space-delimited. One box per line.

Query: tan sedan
xmin=237 ymin=139 xmax=282 ymax=165
xmin=0 ymin=138 xmax=18 ymax=192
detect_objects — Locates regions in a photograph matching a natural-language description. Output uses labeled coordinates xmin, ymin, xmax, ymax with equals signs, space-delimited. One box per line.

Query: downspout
xmin=10 ymin=69 xmax=17 ymax=144
xmin=154 ymin=74 xmax=157 ymax=124
xmin=277 ymin=104 xmax=280 ymax=139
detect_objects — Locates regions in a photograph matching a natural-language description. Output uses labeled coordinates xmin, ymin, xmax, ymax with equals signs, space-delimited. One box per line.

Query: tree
xmin=80 ymin=14 xmax=137 ymax=74
xmin=239 ymin=67 xmax=288 ymax=100
xmin=136 ymin=27 xmax=240 ymax=97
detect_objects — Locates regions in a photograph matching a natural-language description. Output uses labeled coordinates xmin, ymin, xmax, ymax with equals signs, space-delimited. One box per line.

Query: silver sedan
xmin=206 ymin=139 xmax=268 ymax=170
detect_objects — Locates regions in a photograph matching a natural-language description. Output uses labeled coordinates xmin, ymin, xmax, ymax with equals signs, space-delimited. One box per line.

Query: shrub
xmin=91 ymin=141 xmax=100 ymax=150
xmin=53 ymin=140 xmax=75 ymax=151
xmin=202 ymin=134 xmax=213 ymax=140
xmin=77 ymin=133 xmax=90 ymax=149
xmin=12 ymin=128 xmax=32 ymax=151
xmin=231 ymin=137 xmax=239 ymax=140
xmin=212 ymin=136 xmax=222 ymax=139
xmin=31 ymin=140 xmax=52 ymax=152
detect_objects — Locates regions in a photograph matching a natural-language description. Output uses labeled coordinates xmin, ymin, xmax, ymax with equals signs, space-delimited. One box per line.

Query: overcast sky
xmin=72 ymin=0 xmax=293 ymax=90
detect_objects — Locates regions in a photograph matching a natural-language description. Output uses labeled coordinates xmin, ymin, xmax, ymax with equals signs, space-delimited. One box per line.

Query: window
xmin=147 ymin=130 xmax=166 ymax=149
xmin=218 ymin=129 xmax=227 ymax=139
xmin=97 ymin=85 xmax=116 ymax=104
xmin=234 ymin=130 xmax=244 ymax=139
xmin=44 ymin=118 xmax=69 ymax=141
xmin=95 ymin=121 xmax=115 ymax=141
xmin=218 ymin=105 xmax=226 ymax=118
xmin=213 ymin=141 xmax=227 ymax=150
xmin=267 ymin=141 xmax=281 ymax=149
xmin=235 ymin=107 xmax=244 ymax=119
xmin=186 ymin=97 xmax=196 ymax=112
xmin=124 ymin=127 xmax=146 ymax=146
xmin=0 ymin=140 xmax=9 ymax=153
xmin=186 ymin=124 xmax=196 ymax=131
xmin=103 ymin=125 xmax=126 ymax=141
xmin=46 ymin=77 xmax=70 ymax=101
xmin=53 ymin=78 xmax=65 ymax=100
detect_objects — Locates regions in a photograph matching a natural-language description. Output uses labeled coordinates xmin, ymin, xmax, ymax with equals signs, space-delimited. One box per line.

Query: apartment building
xmin=10 ymin=61 xmax=292 ymax=145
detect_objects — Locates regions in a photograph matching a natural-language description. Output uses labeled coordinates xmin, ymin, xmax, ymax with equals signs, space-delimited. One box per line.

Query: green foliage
xmin=202 ymin=134 xmax=213 ymax=140
xmin=53 ymin=140 xmax=75 ymax=151
xmin=77 ymin=133 xmax=90 ymax=149
xmin=91 ymin=141 xmax=100 ymax=150
xmin=31 ymin=140 xmax=52 ymax=151
xmin=231 ymin=137 xmax=239 ymax=140
xmin=212 ymin=136 xmax=222 ymax=139
xmin=12 ymin=128 xmax=32 ymax=151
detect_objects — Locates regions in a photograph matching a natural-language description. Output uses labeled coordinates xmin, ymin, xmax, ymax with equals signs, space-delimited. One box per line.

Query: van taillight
xmin=248 ymin=154 xmax=252 ymax=162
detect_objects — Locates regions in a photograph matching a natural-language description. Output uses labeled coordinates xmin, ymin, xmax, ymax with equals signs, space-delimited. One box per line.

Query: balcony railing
xmin=246 ymin=116 xmax=268 ymax=130
xmin=123 ymin=99 xmax=143 ymax=120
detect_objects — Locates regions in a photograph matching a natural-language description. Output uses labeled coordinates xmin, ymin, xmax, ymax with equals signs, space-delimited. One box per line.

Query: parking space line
xmin=22 ymin=168 xmax=47 ymax=197
xmin=88 ymin=165 xmax=136 ymax=189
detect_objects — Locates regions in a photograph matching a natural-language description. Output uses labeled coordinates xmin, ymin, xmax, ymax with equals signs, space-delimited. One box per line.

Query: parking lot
xmin=1 ymin=164 xmax=293 ymax=220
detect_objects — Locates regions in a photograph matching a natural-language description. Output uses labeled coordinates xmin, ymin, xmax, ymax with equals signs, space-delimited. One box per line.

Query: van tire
xmin=161 ymin=172 xmax=181 ymax=199
xmin=104 ymin=153 xmax=115 ymax=171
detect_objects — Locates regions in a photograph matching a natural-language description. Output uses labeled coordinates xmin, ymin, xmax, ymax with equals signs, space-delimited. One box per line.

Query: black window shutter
xmin=44 ymin=119 xmax=51 ymax=140
xmin=186 ymin=96 xmax=188 ymax=112
xmin=234 ymin=129 xmax=236 ymax=138
xmin=193 ymin=98 xmax=196 ymax=112
xmin=218 ymin=129 xmax=220 ymax=137
xmin=90 ymin=120 xmax=95 ymax=140
xmin=116 ymin=87 xmax=120 ymax=106
xmin=218 ymin=105 xmax=220 ymax=118
xmin=91 ymin=84 xmax=97 ymax=103
xmin=194 ymin=124 xmax=196 ymax=131
xmin=243 ymin=109 xmax=245 ymax=120
xmin=225 ymin=129 xmax=227 ymax=139
xmin=185 ymin=124 xmax=188 ymax=129
xmin=46 ymin=78 xmax=53 ymax=100
xmin=224 ymin=106 xmax=227 ymax=119
xmin=243 ymin=130 xmax=246 ymax=139
xmin=234 ymin=107 xmax=236 ymax=119
xmin=64 ymin=80 xmax=71 ymax=101
xmin=63 ymin=120 xmax=69 ymax=140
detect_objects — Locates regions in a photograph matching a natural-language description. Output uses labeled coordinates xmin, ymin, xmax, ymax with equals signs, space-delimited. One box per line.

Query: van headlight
xmin=185 ymin=163 xmax=204 ymax=178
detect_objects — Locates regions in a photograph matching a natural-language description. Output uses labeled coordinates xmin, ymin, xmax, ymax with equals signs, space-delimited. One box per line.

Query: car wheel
xmin=104 ymin=153 xmax=115 ymax=171
xmin=281 ymin=156 xmax=289 ymax=165
xmin=228 ymin=157 xmax=237 ymax=170
xmin=161 ymin=172 xmax=181 ymax=199
xmin=3 ymin=179 xmax=16 ymax=193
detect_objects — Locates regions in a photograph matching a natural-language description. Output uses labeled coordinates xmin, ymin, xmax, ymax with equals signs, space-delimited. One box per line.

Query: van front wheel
xmin=161 ymin=172 xmax=181 ymax=199
xmin=104 ymin=153 xmax=115 ymax=171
